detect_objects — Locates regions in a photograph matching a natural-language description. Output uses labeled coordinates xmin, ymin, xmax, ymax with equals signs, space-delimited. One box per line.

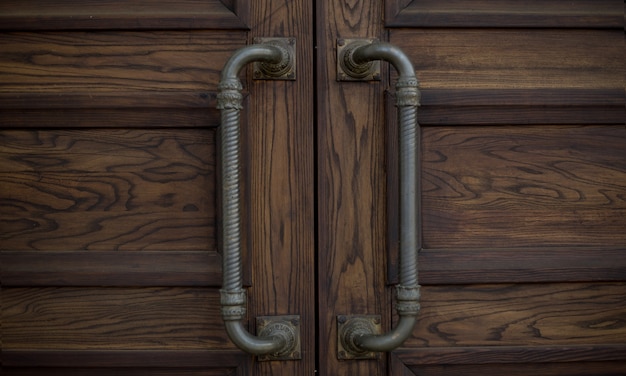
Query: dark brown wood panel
xmin=391 ymin=29 xmax=624 ymax=90
xmin=392 ymin=348 xmax=626 ymax=376
xmin=1 ymin=251 xmax=222 ymax=286
xmin=3 ymin=350 xmax=250 ymax=375
xmin=2 ymin=369 xmax=241 ymax=376
xmin=0 ymin=129 xmax=215 ymax=251
xmin=0 ymin=31 xmax=243 ymax=93
xmin=422 ymin=125 xmax=626 ymax=249
xmin=0 ymin=31 xmax=244 ymax=128
xmin=244 ymin=0 xmax=317 ymax=374
xmin=417 ymin=247 xmax=626 ymax=285
xmin=386 ymin=0 xmax=623 ymax=28
xmin=416 ymin=89 xmax=625 ymax=126
xmin=2 ymin=287 xmax=234 ymax=350
xmin=316 ymin=0 xmax=390 ymax=374
xmin=0 ymin=0 xmax=248 ymax=30
xmin=405 ymin=283 xmax=626 ymax=348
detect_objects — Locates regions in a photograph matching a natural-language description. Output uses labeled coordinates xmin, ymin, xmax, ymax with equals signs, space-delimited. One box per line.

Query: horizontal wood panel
xmin=405 ymin=362 xmax=626 ymax=376
xmin=394 ymin=347 xmax=626 ymax=376
xmin=0 ymin=129 xmax=215 ymax=251
xmin=0 ymin=108 xmax=220 ymax=128
xmin=3 ymin=350 xmax=247 ymax=367
xmin=0 ymin=31 xmax=245 ymax=93
xmin=0 ymin=92 xmax=221 ymax=128
xmin=386 ymin=0 xmax=623 ymax=28
xmin=1 ymin=251 xmax=222 ymax=286
xmin=422 ymin=125 xmax=626 ymax=249
xmin=0 ymin=129 xmax=214 ymax=174
xmin=391 ymin=29 xmax=624 ymax=90
xmin=2 ymin=287 xmax=235 ymax=350
xmin=2 ymin=369 xmax=240 ymax=376
xmin=405 ymin=283 xmax=626 ymax=348
xmin=0 ymin=0 xmax=247 ymax=30
xmin=414 ymin=88 xmax=625 ymax=126
xmin=416 ymin=248 xmax=626 ymax=285
xmin=395 ymin=345 xmax=626 ymax=365
xmin=1 ymin=212 xmax=213 ymax=250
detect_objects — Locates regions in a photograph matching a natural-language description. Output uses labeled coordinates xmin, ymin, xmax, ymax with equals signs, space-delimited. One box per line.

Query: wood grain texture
xmin=2 ymin=287 xmax=235 ymax=350
xmin=0 ymin=0 xmax=247 ymax=30
xmin=405 ymin=362 xmax=626 ymax=376
xmin=415 ymin=88 xmax=625 ymax=126
xmin=405 ymin=283 xmax=626 ymax=348
xmin=0 ymin=31 xmax=244 ymax=128
xmin=390 ymin=29 xmax=624 ymax=90
xmin=397 ymin=345 xmax=626 ymax=364
xmin=0 ymin=92 xmax=221 ymax=128
xmin=0 ymin=31 xmax=244 ymax=93
xmin=417 ymin=248 xmax=626 ymax=285
xmin=1 ymin=251 xmax=222 ymax=286
xmin=247 ymin=1 xmax=316 ymax=374
xmin=316 ymin=1 xmax=389 ymax=375
xmin=3 ymin=349 xmax=248 ymax=367
xmin=422 ymin=125 xmax=626 ymax=248
xmin=0 ymin=129 xmax=215 ymax=251
xmin=386 ymin=0 xmax=623 ymax=28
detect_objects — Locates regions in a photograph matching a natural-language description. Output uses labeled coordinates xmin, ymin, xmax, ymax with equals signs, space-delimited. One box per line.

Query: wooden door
xmin=2 ymin=1 xmax=626 ymax=375
xmin=1 ymin=1 xmax=315 ymax=375
xmin=316 ymin=0 xmax=626 ymax=375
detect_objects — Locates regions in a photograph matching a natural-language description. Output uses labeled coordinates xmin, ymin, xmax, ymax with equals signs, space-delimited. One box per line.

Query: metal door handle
xmin=217 ymin=39 xmax=300 ymax=359
xmin=337 ymin=40 xmax=421 ymax=356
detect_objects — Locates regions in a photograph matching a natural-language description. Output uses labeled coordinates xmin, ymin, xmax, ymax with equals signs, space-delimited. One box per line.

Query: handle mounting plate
xmin=256 ymin=315 xmax=302 ymax=361
xmin=253 ymin=37 xmax=296 ymax=80
xmin=337 ymin=315 xmax=382 ymax=360
xmin=336 ymin=38 xmax=381 ymax=81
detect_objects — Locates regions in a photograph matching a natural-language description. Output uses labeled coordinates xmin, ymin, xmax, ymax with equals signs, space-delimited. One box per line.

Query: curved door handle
xmin=217 ymin=39 xmax=299 ymax=358
xmin=337 ymin=40 xmax=421 ymax=356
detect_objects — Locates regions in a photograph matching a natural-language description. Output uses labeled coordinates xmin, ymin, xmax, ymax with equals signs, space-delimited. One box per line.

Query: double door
xmin=2 ymin=1 xmax=625 ymax=375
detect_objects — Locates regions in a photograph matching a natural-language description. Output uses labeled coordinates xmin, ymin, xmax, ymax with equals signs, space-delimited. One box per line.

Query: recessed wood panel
xmin=0 ymin=31 xmax=244 ymax=93
xmin=0 ymin=0 xmax=248 ymax=30
xmin=0 ymin=129 xmax=215 ymax=251
xmin=1 ymin=251 xmax=222 ymax=286
xmin=2 ymin=287 xmax=234 ymax=350
xmin=386 ymin=0 xmax=623 ymax=28
xmin=391 ymin=29 xmax=624 ymax=90
xmin=405 ymin=283 xmax=626 ymax=348
xmin=422 ymin=125 xmax=626 ymax=249
xmin=0 ymin=31 xmax=244 ymax=128
xmin=2 ymin=350 xmax=250 ymax=375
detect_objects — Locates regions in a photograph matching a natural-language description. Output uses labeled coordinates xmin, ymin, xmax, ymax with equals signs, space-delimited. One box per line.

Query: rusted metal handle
xmin=338 ymin=40 xmax=422 ymax=354
xmin=217 ymin=39 xmax=297 ymax=357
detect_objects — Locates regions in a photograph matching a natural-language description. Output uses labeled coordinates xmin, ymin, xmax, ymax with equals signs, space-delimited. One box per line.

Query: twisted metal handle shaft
xmin=340 ymin=41 xmax=422 ymax=353
xmin=217 ymin=41 xmax=294 ymax=356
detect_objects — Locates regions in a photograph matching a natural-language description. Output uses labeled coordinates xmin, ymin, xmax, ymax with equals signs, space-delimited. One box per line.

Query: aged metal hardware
xmin=336 ymin=38 xmax=380 ymax=81
xmin=336 ymin=40 xmax=422 ymax=356
xmin=253 ymin=37 xmax=296 ymax=80
xmin=256 ymin=316 xmax=302 ymax=361
xmin=337 ymin=315 xmax=382 ymax=360
xmin=217 ymin=38 xmax=299 ymax=358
